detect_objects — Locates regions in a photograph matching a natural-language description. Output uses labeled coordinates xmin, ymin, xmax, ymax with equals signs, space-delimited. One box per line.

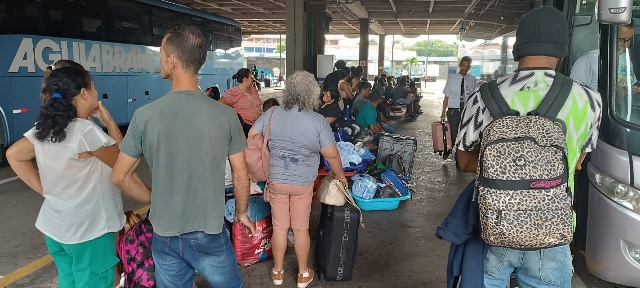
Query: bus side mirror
xmin=598 ymin=0 xmax=633 ymax=25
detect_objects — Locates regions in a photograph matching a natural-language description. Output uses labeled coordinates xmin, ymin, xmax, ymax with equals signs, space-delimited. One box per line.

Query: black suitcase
xmin=315 ymin=204 xmax=360 ymax=282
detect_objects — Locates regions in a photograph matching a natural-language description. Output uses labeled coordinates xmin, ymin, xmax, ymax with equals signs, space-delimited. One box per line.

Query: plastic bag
xmin=225 ymin=195 xmax=271 ymax=223
xmin=374 ymin=185 xmax=401 ymax=198
xmin=232 ymin=216 xmax=273 ymax=266
xmin=351 ymin=174 xmax=379 ymax=200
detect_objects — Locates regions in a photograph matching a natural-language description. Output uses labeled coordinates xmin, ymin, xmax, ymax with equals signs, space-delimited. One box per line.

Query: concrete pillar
xmin=286 ymin=0 xmax=304 ymax=76
xmin=359 ymin=18 xmax=369 ymax=78
xmin=305 ymin=2 xmax=327 ymax=77
xmin=378 ymin=35 xmax=386 ymax=77
xmin=500 ymin=36 xmax=508 ymax=76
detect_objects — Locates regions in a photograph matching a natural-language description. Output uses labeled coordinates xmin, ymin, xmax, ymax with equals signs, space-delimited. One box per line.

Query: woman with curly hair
xmin=248 ymin=70 xmax=347 ymax=288
xmin=6 ymin=62 xmax=149 ymax=288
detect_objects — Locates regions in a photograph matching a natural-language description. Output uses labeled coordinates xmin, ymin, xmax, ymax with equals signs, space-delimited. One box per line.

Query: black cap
xmin=512 ymin=6 xmax=569 ymax=61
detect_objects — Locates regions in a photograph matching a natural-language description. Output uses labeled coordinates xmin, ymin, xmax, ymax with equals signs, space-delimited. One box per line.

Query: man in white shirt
xmin=441 ymin=56 xmax=478 ymax=151
xmin=570 ymin=49 xmax=599 ymax=90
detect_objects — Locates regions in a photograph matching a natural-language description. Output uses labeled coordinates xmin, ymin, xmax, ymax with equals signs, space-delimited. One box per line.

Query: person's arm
xmin=455 ymin=92 xmax=485 ymax=172
xmin=229 ymin=151 xmax=255 ymax=235
xmin=111 ymin=152 xmax=151 ymax=204
xmin=326 ymin=117 xmax=337 ymax=124
xmin=441 ymin=97 xmax=449 ymax=120
xmin=321 ymin=145 xmax=348 ymax=187
xmin=112 ymin=113 xmax=151 ymax=203
xmin=458 ymin=148 xmax=480 ymax=173
xmin=219 ymin=88 xmax=239 ymax=107
xmin=6 ymin=138 xmax=42 ymax=195
xmin=91 ymin=101 xmax=123 ymax=145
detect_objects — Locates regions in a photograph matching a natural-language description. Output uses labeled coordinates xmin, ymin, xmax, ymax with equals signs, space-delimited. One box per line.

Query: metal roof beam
xmin=267 ymin=0 xmax=286 ymax=8
xmin=429 ymin=0 xmax=435 ymax=13
xmin=190 ymin=0 xmax=237 ymax=14
xmin=230 ymin=0 xmax=271 ymax=14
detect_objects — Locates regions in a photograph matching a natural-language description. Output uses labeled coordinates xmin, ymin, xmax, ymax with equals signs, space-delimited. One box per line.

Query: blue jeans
xmin=152 ymin=230 xmax=243 ymax=288
xmin=484 ymin=244 xmax=572 ymax=288
xmin=381 ymin=123 xmax=398 ymax=134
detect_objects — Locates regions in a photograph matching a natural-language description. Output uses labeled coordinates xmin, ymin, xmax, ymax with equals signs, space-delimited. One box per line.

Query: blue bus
xmin=0 ymin=0 xmax=243 ymax=155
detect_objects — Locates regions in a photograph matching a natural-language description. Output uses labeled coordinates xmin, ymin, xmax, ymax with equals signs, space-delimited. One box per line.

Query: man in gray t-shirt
xmin=112 ymin=25 xmax=253 ymax=288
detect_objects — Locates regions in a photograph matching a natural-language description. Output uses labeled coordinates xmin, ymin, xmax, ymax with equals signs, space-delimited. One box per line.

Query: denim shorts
xmin=484 ymin=244 xmax=573 ymax=288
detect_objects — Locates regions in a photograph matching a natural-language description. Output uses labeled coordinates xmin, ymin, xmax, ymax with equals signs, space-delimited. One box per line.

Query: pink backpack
xmin=117 ymin=218 xmax=155 ymax=287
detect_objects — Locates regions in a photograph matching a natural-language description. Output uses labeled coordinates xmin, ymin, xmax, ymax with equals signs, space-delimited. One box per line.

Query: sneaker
xmin=297 ymin=269 xmax=314 ymax=288
xmin=271 ymin=268 xmax=284 ymax=286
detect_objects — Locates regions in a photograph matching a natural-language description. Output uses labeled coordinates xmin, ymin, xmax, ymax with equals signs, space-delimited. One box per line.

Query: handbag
xmin=318 ymin=172 xmax=365 ymax=227
xmin=246 ymin=109 xmax=275 ymax=183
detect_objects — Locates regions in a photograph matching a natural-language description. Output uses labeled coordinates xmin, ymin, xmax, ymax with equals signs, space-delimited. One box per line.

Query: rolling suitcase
xmin=431 ymin=121 xmax=452 ymax=160
xmin=315 ymin=204 xmax=360 ymax=282
xmin=376 ymin=133 xmax=417 ymax=180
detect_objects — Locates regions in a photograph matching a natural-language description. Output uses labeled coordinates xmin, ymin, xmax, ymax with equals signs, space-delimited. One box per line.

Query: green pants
xmin=45 ymin=232 xmax=119 ymax=288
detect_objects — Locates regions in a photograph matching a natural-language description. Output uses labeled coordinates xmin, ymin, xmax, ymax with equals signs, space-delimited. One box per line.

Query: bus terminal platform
xmin=0 ymin=80 xmax=624 ymax=288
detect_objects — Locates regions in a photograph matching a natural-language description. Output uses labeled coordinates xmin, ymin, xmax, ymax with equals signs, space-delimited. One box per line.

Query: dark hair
xmin=377 ymin=77 xmax=386 ymax=86
xmin=338 ymin=68 xmax=351 ymax=80
xmin=205 ymin=85 xmax=221 ymax=101
xmin=163 ymin=25 xmax=207 ymax=74
xmin=41 ymin=60 xmax=85 ymax=103
xmin=460 ymin=56 xmax=472 ymax=64
xmin=262 ymin=98 xmax=280 ymax=112
xmin=358 ymin=81 xmax=372 ymax=92
xmin=373 ymin=76 xmax=380 ymax=84
xmin=232 ymin=68 xmax=253 ymax=83
xmin=36 ymin=66 xmax=92 ymax=142
xmin=380 ymin=74 xmax=387 ymax=78
xmin=369 ymin=89 xmax=383 ymax=102
xmin=334 ymin=60 xmax=347 ymax=70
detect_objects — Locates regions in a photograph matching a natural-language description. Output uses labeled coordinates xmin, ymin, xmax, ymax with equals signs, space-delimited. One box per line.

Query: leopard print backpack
xmin=476 ymin=74 xmax=574 ymax=249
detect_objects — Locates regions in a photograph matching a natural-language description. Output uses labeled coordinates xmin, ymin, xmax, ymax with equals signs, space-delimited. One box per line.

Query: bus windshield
xmin=613 ymin=2 xmax=640 ymax=125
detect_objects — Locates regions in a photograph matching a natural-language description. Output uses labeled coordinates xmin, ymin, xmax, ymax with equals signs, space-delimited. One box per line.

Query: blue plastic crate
xmin=351 ymin=191 xmax=411 ymax=211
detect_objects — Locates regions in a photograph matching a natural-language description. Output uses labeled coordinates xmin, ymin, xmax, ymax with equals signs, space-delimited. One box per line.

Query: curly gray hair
xmin=283 ymin=71 xmax=320 ymax=111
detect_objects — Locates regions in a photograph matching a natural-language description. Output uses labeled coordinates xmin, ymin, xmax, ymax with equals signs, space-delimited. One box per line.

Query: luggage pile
xmin=315 ymin=133 xmax=416 ymax=283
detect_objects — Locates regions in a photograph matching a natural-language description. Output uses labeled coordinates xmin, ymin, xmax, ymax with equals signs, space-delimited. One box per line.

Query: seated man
xmin=392 ymin=77 xmax=416 ymax=118
xmin=356 ymin=90 xmax=384 ymax=135
xmin=352 ymin=81 xmax=372 ymax=116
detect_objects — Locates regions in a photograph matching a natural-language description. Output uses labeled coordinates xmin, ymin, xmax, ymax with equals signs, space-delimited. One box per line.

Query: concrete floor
xmin=0 ymin=81 xmax=631 ymax=287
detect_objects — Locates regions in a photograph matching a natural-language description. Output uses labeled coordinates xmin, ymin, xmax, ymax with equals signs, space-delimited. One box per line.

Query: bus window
xmin=0 ymin=1 xmax=8 ymax=34
xmin=614 ymin=18 xmax=640 ymax=124
xmin=47 ymin=0 xmax=105 ymax=41
xmin=9 ymin=0 xmax=46 ymax=36
xmin=568 ymin=0 xmax=598 ymax=75
xmin=150 ymin=7 xmax=184 ymax=46
xmin=107 ymin=0 xmax=151 ymax=46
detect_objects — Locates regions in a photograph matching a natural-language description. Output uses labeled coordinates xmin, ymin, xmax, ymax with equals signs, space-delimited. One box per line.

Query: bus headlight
xmin=587 ymin=164 xmax=640 ymax=215
xmin=629 ymin=246 xmax=640 ymax=264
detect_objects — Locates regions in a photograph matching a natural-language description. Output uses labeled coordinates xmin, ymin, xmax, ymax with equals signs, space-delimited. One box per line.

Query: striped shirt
xmin=223 ymin=86 xmax=263 ymax=125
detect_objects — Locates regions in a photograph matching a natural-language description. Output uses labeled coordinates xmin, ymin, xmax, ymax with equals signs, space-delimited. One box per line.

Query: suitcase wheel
xmin=318 ymin=271 xmax=326 ymax=283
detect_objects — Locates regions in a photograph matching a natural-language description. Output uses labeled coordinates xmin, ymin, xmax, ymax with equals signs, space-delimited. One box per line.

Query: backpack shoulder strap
xmin=531 ymin=73 xmax=573 ymax=118
xmin=479 ymin=80 xmax=517 ymax=120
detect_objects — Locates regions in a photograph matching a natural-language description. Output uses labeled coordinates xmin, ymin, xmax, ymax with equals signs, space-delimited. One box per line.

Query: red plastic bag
xmin=232 ymin=216 xmax=273 ymax=266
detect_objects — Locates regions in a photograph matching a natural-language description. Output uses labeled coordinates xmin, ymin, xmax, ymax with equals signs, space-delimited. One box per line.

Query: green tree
xmin=275 ymin=43 xmax=286 ymax=53
xmin=402 ymin=56 xmax=419 ymax=78
xmin=369 ymin=39 xmax=378 ymax=45
xmin=406 ymin=39 xmax=457 ymax=57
